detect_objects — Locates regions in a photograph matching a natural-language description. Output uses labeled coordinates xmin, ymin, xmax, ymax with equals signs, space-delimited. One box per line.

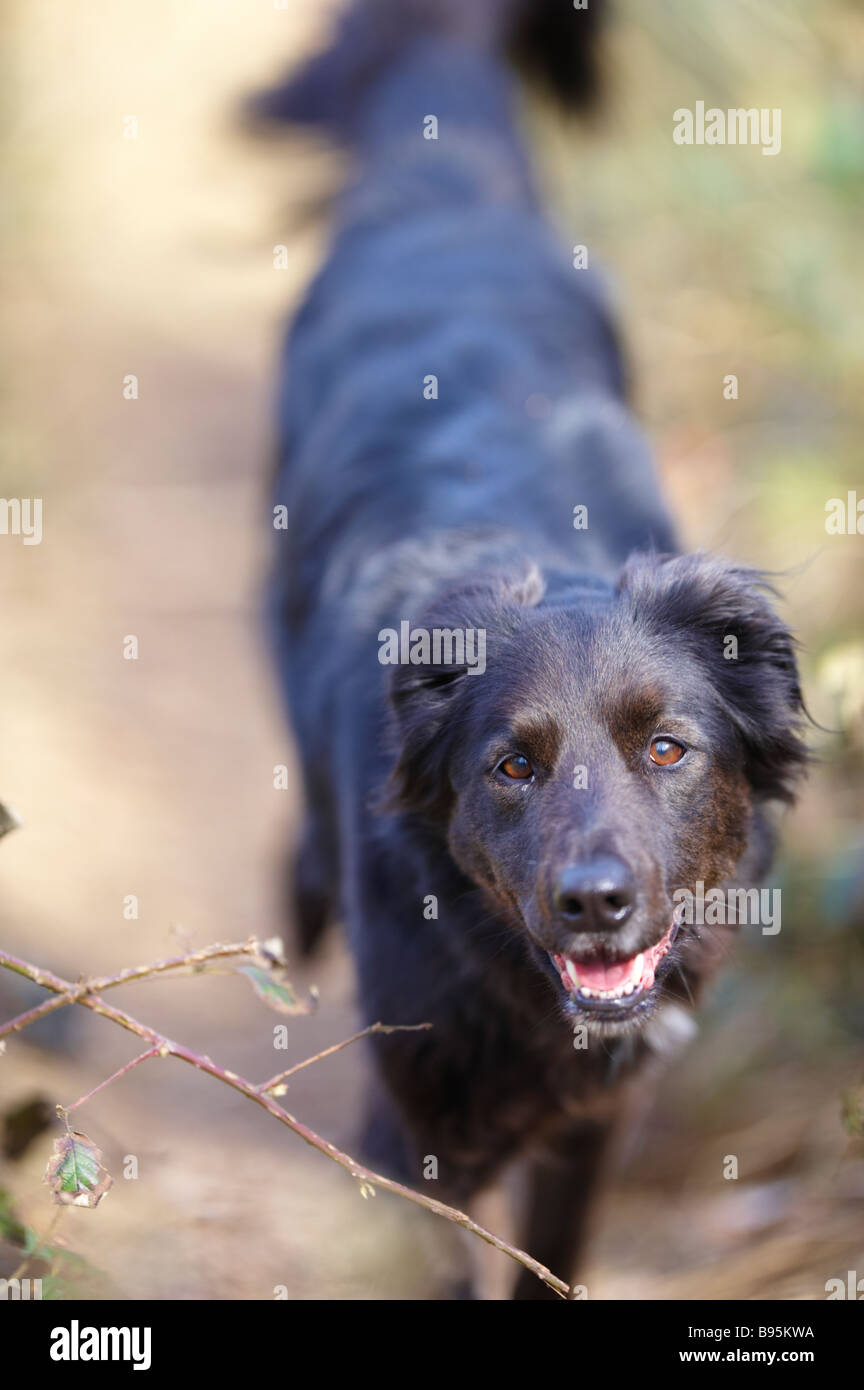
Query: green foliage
xmin=44 ymin=1130 xmax=113 ymax=1208
xmin=238 ymin=963 xmax=315 ymax=1015
xmin=0 ymin=1185 xmax=27 ymax=1246
xmin=841 ymin=1085 xmax=864 ymax=1139
xmin=0 ymin=1183 xmax=113 ymax=1299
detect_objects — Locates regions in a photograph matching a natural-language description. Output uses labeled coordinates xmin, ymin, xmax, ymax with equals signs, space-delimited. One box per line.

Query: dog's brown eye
xmin=498 ymin=754 xmax=534 ymax=781
xmin=650 ymin=737 xmax=686 ymax=766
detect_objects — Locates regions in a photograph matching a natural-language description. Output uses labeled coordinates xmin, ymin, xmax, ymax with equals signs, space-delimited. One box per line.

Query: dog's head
xmin=387 ymin=552 xmax=807 ymax=1035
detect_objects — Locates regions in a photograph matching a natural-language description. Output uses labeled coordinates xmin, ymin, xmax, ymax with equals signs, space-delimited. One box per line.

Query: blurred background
xmin=1 ymin=0 xmax=862 ymax=1299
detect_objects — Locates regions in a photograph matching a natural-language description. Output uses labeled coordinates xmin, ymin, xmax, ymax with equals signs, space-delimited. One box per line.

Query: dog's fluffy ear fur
xmin=619 ymin=552 xmax=808 ymax=804
xmin=386 ymin=564 xmax=545 ymax=817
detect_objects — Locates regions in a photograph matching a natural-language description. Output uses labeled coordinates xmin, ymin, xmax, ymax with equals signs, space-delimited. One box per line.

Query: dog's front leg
xmin=512 ymin=1121 xmax=613 ymax=1301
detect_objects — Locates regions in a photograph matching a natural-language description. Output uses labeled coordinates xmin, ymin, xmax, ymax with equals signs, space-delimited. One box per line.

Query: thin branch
xmin=62 ymin=1046 xmax=164 ymax=1114
xmin=0 ymin=950 xmax=568 ymax=1298
xmin=0 ymin=939 xmax=260 ymax=1039
xmin=257 ymin=1021 xmax=432 ymax=1093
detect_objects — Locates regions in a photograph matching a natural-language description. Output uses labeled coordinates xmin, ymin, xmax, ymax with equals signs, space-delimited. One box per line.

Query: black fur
xmin=263 ymin=0 xmax=806 ymax=1296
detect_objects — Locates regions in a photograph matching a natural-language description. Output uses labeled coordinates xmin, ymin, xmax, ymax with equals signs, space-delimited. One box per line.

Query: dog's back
xmin=265 ymin=0 xmax=673 ymax=616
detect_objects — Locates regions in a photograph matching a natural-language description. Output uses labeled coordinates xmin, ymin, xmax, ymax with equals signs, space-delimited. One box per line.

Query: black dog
xmin=260 ymin=0 xmax=806 ymax=1297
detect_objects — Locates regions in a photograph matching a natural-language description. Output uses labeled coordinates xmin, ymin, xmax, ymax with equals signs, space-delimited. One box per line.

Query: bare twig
xmin=257 ymin=1021 xmax=432 ymax=1093
xmin=0 ymin=939 xmax=260 ymax=1039
xmin=62 ymin=1046 xmax=164 ymax=1114
xmin=0 ymin=949 xmax=568 ymax=1297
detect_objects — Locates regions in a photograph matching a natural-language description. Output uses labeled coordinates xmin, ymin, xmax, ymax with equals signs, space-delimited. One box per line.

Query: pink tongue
xmin=574 ymin=955 xmax=639 ymax=991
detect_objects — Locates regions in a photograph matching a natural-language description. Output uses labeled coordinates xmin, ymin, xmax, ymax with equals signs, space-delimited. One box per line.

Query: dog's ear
xmin=619 ymin=552 xmax=808 ymax=804
xmin=386 ymin=564 xmax=545 ymax=817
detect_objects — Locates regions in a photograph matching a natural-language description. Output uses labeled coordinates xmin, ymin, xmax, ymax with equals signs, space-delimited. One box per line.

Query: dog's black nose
xmin=554 ymin=855 xmax=636 ymax=930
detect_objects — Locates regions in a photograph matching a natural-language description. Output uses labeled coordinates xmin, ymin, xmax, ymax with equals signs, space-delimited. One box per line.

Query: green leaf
xmin=238 ymin=964 xmax=315 ymax=1016
xmin=43 ymin=1130 xmax=113 ymax=1208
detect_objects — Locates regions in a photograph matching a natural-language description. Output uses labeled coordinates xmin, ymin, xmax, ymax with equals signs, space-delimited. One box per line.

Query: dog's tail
xmin=248 ymin=0 xmax=606 ymax=136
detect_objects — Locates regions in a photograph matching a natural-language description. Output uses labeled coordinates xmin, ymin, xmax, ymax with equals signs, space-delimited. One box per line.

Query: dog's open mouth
xmin=551 ymin=920 xmax=679 ymax=1014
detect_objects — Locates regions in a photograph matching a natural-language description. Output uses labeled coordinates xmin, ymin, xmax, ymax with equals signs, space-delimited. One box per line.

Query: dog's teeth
xmin=565 ymin=960 xmax=581 ymax=990
xmin=622 ymin=982 xmax=634 ymax=995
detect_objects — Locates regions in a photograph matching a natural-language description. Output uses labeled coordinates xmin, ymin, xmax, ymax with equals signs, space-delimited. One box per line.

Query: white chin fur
xmin=644 ymin=1003 xmax=699 ymax=1056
